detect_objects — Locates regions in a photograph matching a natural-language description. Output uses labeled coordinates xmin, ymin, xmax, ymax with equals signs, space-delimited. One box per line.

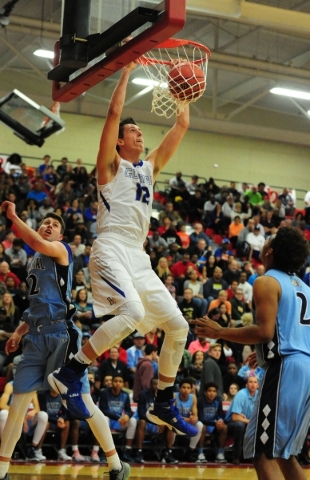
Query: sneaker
xmin=135 ymin=450 xmax=145 ymax=464
xmin=26 ymin=446 xmax=40 ymax=462
xmin=91 ymin=450 xmax=100 ymax=463
xmin=48 ymin=367 xmax=91 ymax=420
xmin=215 ymin=453 xmax=226 ymax=463
xmin=187 ymin=449 xmax=197 ymax=462
xmin=58 ymin=449 xmax=72 ymax=461
xmin=122 ymin=450 xmax=133 ymax=462
xmin=196 ymin=452 xmax=208 ymax=463
xmin=162 ymin=449 xmax=178 ymax=464
xmin=146 ymin=399 xmax=198 ymax=436
xmin=34 ymin=448 xmax=46 ymax=462
xmin=72 ymin=451 xmax=86 ymax=462
xmin=109 ymin=460 xmax=131 ymax=480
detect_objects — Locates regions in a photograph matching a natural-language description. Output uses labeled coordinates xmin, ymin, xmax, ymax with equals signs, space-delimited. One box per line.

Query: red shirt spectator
xmin=170 ymin=253 xmax=199 ymax=279
xmin=0 ymin=261 xmax=21 ymax=287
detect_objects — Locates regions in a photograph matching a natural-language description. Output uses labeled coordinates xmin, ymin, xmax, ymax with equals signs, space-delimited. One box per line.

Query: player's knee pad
xmin=159 ymin=314 xmax=189 ymax=374
xmin=89 ymin=301 xmax=145 ymax=355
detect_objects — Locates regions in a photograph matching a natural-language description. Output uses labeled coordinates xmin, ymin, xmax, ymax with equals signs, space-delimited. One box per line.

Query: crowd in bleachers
xmin=1 ymin=153 xmax=310 ymax=465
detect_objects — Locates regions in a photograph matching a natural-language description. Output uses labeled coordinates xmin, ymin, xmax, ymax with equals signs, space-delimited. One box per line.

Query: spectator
xmin=187 ymin=335 xmax=210 ymax=356
xmin=5 ymin=276 xmax=19 ymax=296
xmin=97 ymin=346 xmax=129 ymax=389
xmin=0 ymin=307 xmax=15 ymax=374
xmin=186 ymin=175 xmax=200 ymax=194
xmin=98 ymin=375 xmax=135 ymax=459
xmin=246 ymin=226 xmax=265 ymax=261
xmin=203 ymin=267 xmax=228 ymax=303
xmin=187 ymin=189 xmax=205 ymax=224
xmin=226 ymin=279 xmax=240 ymax=301
xmin=133 ymin=344 xmax=158 ymax=402
xmin=43 ymin=165 xmax=58 ymax=193
xmin=223 ymin=260 xmax=241 ymax=286
xmin=228 ymin=216 xmax=244 ymax=248
xmin=208 ymin=290 xmax=232 ymax=316
xmin=4 ymin=238 xmax=27 ymax=281
xmin=214 ymin=239 xmax=233 ymax=264
xmin=164 ymin=274 xmax=177 ymax=299
xmin=183 ymin=270 xmax=208 ymax=316
xmin=154 ymin=257 xmax=172 ymax=283
xmin=236 ymin=218 xmax=255 ymax=258
xmin=73 ymin=288 xmax=93 ymax=330
xmin=148 ymin=230 xmax=169 ymax=257
xmin=0 ymin=243 xmax=11 ymax=265
xmin=70 ymin=234 xmax=86 ymax=257
xmin=190 ymin=223 xmax=212 ymax=250
xmin=200 ymin=343 xmax=223 ymax=398
xmin=203 ymin=194 xmax=218 ymax=221
xmin=230 ymin=202 xmax=252 ymax=223
xmin=83 ymin=200 xmax=98 ymax=225
xmin=222 ymin=362 xmax=246 ymax=396
xmin=176 ymin=223 xmax=190 ymax=250
xmin=208 ymin=204 xmax=225 ymax=235
xmin=0 ymin=291 xmax=20 ymax=328
xmin=178 ymin=288 xmax=201 ymax=321
xmin=0 ymin=261 xmax=21 ymax=288
xmin=172 ymin=377 xmax=203 ymax=463
xmin=26 ymin=181 xmax=48 ymax=206
xmin=248 ymin=265 xmax=265 ymax=286
xmin=238 ymin=272 xmax=253 ymax=307
xmin=37 ymin=155 xmax=51 ymax=176
xmin=170 ymin=253 xmax=199 ymax=295
xmin=71 ymin=268 xmax=90 ymax=299
xmin=197 ymin=382 xmax=227 ymax=463
xmin=56 ymin=157 xmax=69 ymax=179
xmin=126 ymin=332 xmax=146 ymax=388
xmin=225 ymin=375 xmax=259 ymax=465
xmin=244 ymin=186 xmax=262 ymax=208
xmin=2 ymin=231 xmax=16 ymax=251
xmin=12 ymin=281 xmax=29 ymax=317
xmin=229 ymin=288 xmax=247 ymax=326
xmin=158 ymin=201 xmax=182 ymax=227
xmin=37 ymin=197 xmax=55 ymax=221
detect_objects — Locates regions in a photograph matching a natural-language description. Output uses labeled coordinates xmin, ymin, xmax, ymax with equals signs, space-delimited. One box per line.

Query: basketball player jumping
xmin=49 ymin=61 xmax=198 ymax=441
xmin=193 ymin=227 xmax=310 ymax=480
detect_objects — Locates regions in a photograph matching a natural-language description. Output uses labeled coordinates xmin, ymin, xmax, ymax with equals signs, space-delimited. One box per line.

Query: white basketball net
xmin=137 ymin=39 xmax=210 ymax=118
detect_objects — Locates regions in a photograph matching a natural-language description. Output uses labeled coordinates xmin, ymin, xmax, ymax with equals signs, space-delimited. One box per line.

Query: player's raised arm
xmin=97 ymin=62 xmax=138 ymax=185
xmin=1 ymin=201 xmax=68 ymax=264
xmin=147 ymin=104 xmax=189 ymax=181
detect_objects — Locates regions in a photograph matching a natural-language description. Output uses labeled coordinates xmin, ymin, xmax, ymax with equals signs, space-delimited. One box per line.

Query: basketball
xmin=167 ymin=62 xmax=206 ymax=101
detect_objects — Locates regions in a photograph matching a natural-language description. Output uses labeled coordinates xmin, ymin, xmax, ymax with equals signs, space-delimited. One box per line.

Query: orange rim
xmin=137 ymin=38 xmax=211 ymax=66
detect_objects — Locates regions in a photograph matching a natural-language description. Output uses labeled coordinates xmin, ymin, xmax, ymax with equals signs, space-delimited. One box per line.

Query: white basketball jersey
xmin=96 ymin=158 xmax=153 ymax=244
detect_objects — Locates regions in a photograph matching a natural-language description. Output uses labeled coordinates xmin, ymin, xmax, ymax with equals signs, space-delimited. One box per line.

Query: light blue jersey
xmin=256 ymin=269 xmax=310 ymax=365
xmin=23 ymin=242 xmax=75 ymax=327
xmin=175 ymin=392 xmax=194 ymax=418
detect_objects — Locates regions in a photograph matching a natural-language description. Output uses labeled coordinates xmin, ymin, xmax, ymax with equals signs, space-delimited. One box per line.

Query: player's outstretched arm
xmin=1 ymin=201 xmax=68 ymax=263
xmin=147 ymin=104 xmax=189 ymax=180
xmin=97 ymin=62 xmax=137 ymax=185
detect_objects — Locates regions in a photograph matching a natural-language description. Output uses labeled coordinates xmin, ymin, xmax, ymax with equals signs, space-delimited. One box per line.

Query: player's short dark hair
xmin=270 ymin=227 xmax=310 ymax=273
xmin=41 ymin=212 xmax=65 ymax=234
xmin=116 ymin=117 xmax=137 ymax=153
xmin=204 ymin=382 xmax=219 ymax=392
xmin=112 ymin=375 xmax=124 ymax=382
xmin=179 ymin=377 xmax=194 ymax=388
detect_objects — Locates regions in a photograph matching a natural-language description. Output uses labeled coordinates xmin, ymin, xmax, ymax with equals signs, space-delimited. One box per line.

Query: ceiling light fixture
xmin=132 ymin=77 xmax=167 ymax=88
xmin=33 ymin=49 xmax=54 ymax=59
xmin=270 ymin=87 xmax=310 ymax=101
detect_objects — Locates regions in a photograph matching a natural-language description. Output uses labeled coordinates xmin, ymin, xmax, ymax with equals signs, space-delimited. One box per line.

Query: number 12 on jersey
xmin=135 ymin=183 xmax=150 ymax=205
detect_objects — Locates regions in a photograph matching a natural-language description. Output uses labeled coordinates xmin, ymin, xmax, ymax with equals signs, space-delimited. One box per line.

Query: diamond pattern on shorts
xmin=260 ymin=432 xmax=269 ymax=444
xmin=267 ymin=341 xmax=275 ymax=359
xmin=263 ymin=405 xmax=271 ymax=416
xmin=260 ymin=404 xmax=271 ymax=444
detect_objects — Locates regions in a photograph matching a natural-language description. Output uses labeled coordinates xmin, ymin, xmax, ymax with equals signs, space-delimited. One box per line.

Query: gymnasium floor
xmin=7 ymin=461 xmax=310 ymax=480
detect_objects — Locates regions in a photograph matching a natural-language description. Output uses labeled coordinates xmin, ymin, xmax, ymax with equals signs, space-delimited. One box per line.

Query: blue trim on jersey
xmin=98 ymin=273 xmax=126 ymax=297
xmin=133 ymin=160 xmax=143 ymax=167
xmin=100 ymin=191 xmax=110 ymax=212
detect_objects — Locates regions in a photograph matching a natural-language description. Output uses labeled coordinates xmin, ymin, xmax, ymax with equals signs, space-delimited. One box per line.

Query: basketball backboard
xmin=0 ymin=89 xmax=65 ymax=147
xmin=48 ymin=0 xmax=186 ymax=103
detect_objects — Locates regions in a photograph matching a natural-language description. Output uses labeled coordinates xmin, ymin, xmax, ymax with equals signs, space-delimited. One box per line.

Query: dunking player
xmin=0 ymin=204 xmax=129 ymax=480
xmin=193 ymin=227 xmax=310 ymax=480
xmin=49 ymin=61 xmax=197 ymax=438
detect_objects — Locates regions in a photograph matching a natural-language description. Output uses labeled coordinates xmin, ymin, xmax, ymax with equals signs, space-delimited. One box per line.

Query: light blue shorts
xmin=13 ymin=322 xmax=89 ymax=394
xmin=244 ymin=354 xmax=310 ymax=459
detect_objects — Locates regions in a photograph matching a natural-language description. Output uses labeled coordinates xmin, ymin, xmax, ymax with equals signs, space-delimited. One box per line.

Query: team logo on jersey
xmin=107 ymin=297 xmax=116 ymax=306
xmin=291 ymin=278 xmax=300 ymax=287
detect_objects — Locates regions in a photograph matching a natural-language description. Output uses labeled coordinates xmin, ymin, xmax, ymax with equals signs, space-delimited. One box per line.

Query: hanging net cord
xmin=137 ymin=40 xmax=210 ymax=118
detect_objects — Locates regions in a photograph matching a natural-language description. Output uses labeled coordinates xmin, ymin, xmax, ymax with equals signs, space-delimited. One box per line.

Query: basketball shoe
xmin=146 ymin=399 xmax=198 ymax=436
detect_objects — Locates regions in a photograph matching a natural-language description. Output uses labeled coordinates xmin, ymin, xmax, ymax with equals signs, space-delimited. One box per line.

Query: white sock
xmin=92 ymin=446 xmax=99 ymax=452
xmin=107 ymin=453 xmax=121 ymax=472
xmin=75 ymin=350 xmax=92 ymax=365
xmin=72 ymin=445 xmax=78 ymax=452
xmin=0 ymin=461 xmax=9 ymax=479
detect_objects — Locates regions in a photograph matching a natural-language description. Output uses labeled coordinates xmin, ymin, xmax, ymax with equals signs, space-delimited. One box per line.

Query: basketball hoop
xmin=137 ymin=38 xmax=211 ymax=118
